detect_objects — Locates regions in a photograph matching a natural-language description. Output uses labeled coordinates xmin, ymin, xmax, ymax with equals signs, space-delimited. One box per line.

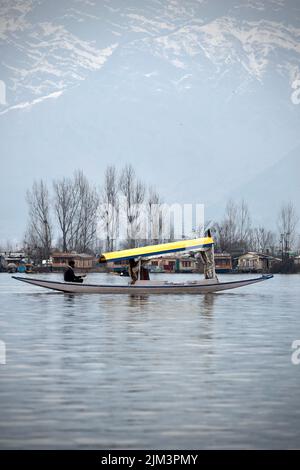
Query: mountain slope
xmin=0 ymin=0 xmax=300 ymax=241
xmin=210 ymin=145 xmax=300 ymax=228
xmin=1 ymin=0 xmax=300 ymax=113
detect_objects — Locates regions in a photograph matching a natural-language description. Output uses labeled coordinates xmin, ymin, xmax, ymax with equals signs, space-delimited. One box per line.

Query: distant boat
xmin=13 ymin=235 xmax=273 ymax=294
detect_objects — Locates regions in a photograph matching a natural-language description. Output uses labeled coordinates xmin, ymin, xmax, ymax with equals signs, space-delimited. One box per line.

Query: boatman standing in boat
xmin=128 ymin=258 xmax=150 ymax=284
xmin=64 ymin=260 xmax=85 ymax=283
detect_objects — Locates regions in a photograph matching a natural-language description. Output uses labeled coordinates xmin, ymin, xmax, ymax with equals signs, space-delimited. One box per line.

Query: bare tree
xmin=100 ymin=166 xmax=119 ymax=252
xmin=71 ymin=171 xmax=99 ymax=253
xmin=236 ymin=199 xmax=251 ymax=248
xmin=277 ymin=202 xmax=299 ymax=253
xmin=53 ymin=176 xmax=81 ymax=252
xmin=25 ymin=180 xmax=52 ymax=261
xmin=214 ymin=200 xmax=238 ymax=252
xmin=250 ymin=227 xmax=276 ymax=254
xmin=147 ymin=186 xmax=162 ymax=244
xmin=215 ymin=200 xmax=252 ymax=253
xmin=119 ymin=164 xmax=145 ymax=248
xmin=53 ymin=172 xmax=99 ymax=253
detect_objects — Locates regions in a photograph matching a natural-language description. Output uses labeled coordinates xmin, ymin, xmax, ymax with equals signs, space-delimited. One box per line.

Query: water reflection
xmin=128 ymin=295 xmax=151 ymax=307
xmin=1 ymin=273 xmax=300 ymax=449
xmin=200 ymin=294 xmax=215 ymax=317
xmin=64 ymin=294 xmax=76 ymax=306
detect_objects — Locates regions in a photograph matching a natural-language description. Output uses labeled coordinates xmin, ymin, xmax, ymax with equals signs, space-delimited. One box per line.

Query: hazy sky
xmin=1 ymin=0 xmax=300 ymax=245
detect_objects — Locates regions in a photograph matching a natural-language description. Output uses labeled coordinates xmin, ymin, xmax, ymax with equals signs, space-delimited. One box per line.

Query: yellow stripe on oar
xmin=99 ymin=237 xmax=214 ymax=263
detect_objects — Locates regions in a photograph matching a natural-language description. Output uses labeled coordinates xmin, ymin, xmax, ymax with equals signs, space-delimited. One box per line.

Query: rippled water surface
xmin=0 ymin=272 xmax=300 ymax=449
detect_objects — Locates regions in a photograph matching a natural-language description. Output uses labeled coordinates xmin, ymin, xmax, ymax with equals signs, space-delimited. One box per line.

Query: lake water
xmin=0 ymin=272 xmax=300 ymax=449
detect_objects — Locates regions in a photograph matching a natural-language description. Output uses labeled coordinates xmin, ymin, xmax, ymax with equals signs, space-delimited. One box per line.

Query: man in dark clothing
xmin=64 ymin=260 xmax=85 ymax=283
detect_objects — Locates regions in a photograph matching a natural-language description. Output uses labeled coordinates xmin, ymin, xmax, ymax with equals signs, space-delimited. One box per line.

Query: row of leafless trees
xmin=90 ymin=164 xmax=163 ymax=252
xmin=24 ymin=165 xmax=299 ymax=261
xmin=25 ymin=171 xmax=99 ymax=261
xmin=24 ymin=165 xmax=162 ymax=261
xmin=213 ymin=199 xmax=299 ymax=255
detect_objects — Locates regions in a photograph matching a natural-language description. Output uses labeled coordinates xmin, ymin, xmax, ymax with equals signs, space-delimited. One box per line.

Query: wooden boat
xmin=12 ymin=236 xmax=274 ymax=294
xmin=12 ymin=274 xmax=273 ymax=294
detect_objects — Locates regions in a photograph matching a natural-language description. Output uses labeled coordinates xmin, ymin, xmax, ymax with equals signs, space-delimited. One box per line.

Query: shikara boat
xmin=12 ymin=274 xmax=273 ymax=294
xmin=12 ymin=235 xmax=273 ymax=294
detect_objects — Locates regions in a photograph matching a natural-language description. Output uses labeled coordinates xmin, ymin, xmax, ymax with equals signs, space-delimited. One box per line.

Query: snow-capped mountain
xmin=0 ymin=0 xmax=300 ymax=240
xmin=1 ymin=0 xmax=300 ymax=112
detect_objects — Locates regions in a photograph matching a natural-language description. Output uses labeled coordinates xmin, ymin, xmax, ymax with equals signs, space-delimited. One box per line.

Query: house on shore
xmin=0 ymin=251 xmax=26 ymax=263
xmin=0 ymin=251 xmax=27 ymax=272
xmin=294 ymin=256 xmax=300 ymax=266
xmin=148 ymin=254 xmax=232 ymax=274
xmin=214 ymin=253 xmax=232 ymax=273
xmin=238 ymin=252 xmax=280 ymax=273
xmin=149 ymin=255 xmax=199 ymax=273
xmin=106 ymin=259 xmax=128 ymax=274
xmin=107 ymin=255 xmax=200 ymax=274
xmin=0 ymin=255 xmax=6 ymax=272
xmin=51 ymin=252 xmax=95 ymax=271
